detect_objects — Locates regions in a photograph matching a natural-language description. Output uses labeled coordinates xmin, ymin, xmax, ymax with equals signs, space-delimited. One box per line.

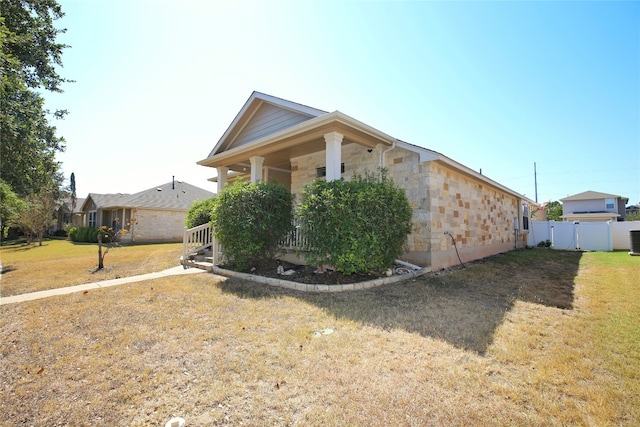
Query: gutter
xmin=381 ymin=140 xmax=397 ymax=167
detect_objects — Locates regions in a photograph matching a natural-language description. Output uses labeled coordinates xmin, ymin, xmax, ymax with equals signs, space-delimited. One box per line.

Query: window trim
xmin=88 ymin=210 xmax=97 ymax=227
xmin=605 ymin=198 xmax=615 ymax=210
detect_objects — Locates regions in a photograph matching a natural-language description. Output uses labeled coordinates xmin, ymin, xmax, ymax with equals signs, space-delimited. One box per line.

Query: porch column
xmin=217 ymin=166 xmax=228 ymax=192
xmin=324 ymin=131 xmax=343 ymax=182
xmin=250 ymin=156 xmax=264 ymax=183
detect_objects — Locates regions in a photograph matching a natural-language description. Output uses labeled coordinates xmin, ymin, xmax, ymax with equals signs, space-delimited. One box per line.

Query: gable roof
xmin=84 ymin=193 xmax=130 ymax=209
xmin=200 ymin=91 xmax=536 ymax=205
xmin=561 ymin=190 xmax=627 ymax=202
xmin=207 ymin=91 xmax=328 ymax=158
xmin=81 ymin=181 xmax=215 ymax=212
xmin=395 ymin=140 xmax=537 ymax=205
xmin=57 ymin=197 xmax=86 ymax=213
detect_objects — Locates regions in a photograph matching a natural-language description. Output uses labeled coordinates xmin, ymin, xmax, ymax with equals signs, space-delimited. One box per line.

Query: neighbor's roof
xmin=561 ymin=190 xmax=628 ymax=202
xmin=82 ymin=181 xmax=215 ymax=211
xmin=560 ymin=212 xmax=621 ymax=220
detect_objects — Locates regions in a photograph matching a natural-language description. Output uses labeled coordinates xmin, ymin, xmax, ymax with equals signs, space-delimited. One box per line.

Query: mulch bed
xmin=221 ymin=260 xmax=387 ymax=285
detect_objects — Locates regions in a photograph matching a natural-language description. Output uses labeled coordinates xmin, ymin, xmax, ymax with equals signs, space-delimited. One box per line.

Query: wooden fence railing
xmin=183 ymin=220 xmax=311 ymax=267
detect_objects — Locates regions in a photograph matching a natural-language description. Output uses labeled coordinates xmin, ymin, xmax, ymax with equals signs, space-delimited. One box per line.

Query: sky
xmin=44 ymin=0 xmax=640 ymax=205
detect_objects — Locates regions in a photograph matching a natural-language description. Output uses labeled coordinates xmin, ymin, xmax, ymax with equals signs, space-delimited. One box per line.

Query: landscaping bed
xmin=224 ymin=259 xmax=400 ymax=285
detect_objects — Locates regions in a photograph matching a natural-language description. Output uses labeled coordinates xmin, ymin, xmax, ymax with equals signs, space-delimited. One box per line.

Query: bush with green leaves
xmin=68 ymin=226 xmax=104 ymax=243
xmin=296 ymin=169 xmax=412 ymax=275
xmin=67 ymin=226 xmax=78 ymax=241
xmin=626 ymin=210 xmax=640 ymax=221
xmin=185 ymin=197 xmax=216 ymax=228
xmin=212 ymin=180 xmax=293 ymax=271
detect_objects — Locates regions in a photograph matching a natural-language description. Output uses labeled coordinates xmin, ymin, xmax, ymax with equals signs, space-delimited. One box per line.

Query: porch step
xmin=180 ymin=256 xmax=214 ymax=272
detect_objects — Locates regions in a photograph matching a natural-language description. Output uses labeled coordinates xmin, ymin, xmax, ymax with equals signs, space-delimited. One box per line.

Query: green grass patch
xmin=0 ymin=239 xmax=183 ymax=297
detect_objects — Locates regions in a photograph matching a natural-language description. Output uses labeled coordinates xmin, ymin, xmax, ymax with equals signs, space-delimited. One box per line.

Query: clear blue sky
xmin=45 ymin=0 xmax=640 ymax=205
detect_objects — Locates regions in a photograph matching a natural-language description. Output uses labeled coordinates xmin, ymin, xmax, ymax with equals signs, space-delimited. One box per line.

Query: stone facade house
xmin=80 ymin=180 xmax=214 ymax=243
xmin=198 ymin=92 xmax=535 ymax=270
xmin=52 ymin=197 xmax=85 ymax=233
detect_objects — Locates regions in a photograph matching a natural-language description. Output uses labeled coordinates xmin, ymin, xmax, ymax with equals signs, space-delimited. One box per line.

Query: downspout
xmin=380 ymin=141 xmax=396 ymax=168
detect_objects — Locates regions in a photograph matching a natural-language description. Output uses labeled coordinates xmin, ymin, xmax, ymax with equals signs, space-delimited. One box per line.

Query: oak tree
xmin=0 ymin=0 xmax=71 ymax=197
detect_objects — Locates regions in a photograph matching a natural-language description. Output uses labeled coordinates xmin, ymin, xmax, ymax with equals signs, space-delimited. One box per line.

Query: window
xmin=88 ymin=211 xmax=97 ymax=227
xmin=521 ymin=203 xmax=530 ymax=230
xmin=316 ymin=163 xmax=345 ymax=178
xmin=605 ymin=198 xmax=615 ymax=210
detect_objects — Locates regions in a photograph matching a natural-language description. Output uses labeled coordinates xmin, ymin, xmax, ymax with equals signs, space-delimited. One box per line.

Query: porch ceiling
xmin=198 ymin=111 xmax=395 ymax=173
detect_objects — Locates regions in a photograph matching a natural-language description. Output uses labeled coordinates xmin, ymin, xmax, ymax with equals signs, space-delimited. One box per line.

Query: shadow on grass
xmin=0 ymin=265 xmax=16 ymax=274
xmin=217 ymin=249 xmax=582 ymax=354
xmin=0 ymin=242 xmax=46 ymax=252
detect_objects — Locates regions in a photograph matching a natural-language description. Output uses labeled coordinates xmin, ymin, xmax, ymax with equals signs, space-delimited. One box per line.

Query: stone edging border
xmin=210 ymin=266 xmax=432 ymax=292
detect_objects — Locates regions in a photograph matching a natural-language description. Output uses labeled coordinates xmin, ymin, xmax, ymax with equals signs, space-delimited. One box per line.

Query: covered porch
xmin=198 ymin=110 xmax=397 ymax=194
xmin=183 ymin=94 xmax=399 ymax=269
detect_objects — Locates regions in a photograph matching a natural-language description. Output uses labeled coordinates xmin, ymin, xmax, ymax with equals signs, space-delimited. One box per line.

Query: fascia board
xmin=207 ymin=92 xmax=262 ymax=158
xmin=80 ymin=195 xmax=94 ymax=211
xmin=207 ymin=92 xmax=328 ymax=159
xmin=560 ymin=213 xmax=620 ymax=220
xmin=394 ymin=140 xmax=440 ymax=163
xmin=255 ymin=92 xmax=327 ymax=117
xmin=198 ymin=111 xmax=396 ymax=166
xmin=433 ymin=150 xmax=536 ymax=205
xmin=330 ymin=111 xmax=396 ymax=145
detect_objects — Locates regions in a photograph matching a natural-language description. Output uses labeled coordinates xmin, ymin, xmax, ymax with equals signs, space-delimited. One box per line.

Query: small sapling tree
xmin=14 ymin=192 xmax=57 ymax=246
xmin=96 ymin=217 xmax=137 ymax=269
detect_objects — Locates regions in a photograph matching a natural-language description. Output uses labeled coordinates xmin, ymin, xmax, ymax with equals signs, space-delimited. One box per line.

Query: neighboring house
xmin=197 ymin=91 xmax=536 ymax=270
xmin=560 ymin=191 xmax=629 ymax=222
xmin=80 ymin=180 xmax=215 ymax=243
xmin=626 ymin=203 xmax=639 ymax=218
xmin=53 ymin=197 xmax=85 ymax=233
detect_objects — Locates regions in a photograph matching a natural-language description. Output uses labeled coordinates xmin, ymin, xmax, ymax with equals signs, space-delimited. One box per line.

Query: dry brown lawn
xmin=1 ymin=248 xmax=638 ymax=426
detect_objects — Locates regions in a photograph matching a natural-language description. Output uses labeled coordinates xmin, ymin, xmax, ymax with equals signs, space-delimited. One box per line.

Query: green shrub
xmin=296 ymin=169 xmax=412 ymax=275
xmin=185 ymin=197 xmax=216 ymax=228
xmin=77 ymin=227 xmax=89 ymax=242
xmin=536 ymin=239 xmax=552 ymax=248
xmin=68 ymin=226 xmax=104 ymax=243
xmin=212 ymin=180 xmax=293 ymax=271
xmin=67 ymin=226 xmax=78 ymax=241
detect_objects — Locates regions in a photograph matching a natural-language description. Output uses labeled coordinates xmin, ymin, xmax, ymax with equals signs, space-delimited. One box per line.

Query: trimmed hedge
xmin=296 ymin=169 xmax=412 ymax=275
xmin=68 ymin=226 xmax=107 ymax=243
xmin=212 ymin=180 xmax=293 ymax=271
xmin=185 ymin=197 xmax=216 ymax=228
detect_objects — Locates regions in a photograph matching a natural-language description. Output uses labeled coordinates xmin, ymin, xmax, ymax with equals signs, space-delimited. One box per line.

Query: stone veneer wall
xmin=422 ymin=161 xmax=520 ymax=269
xmin=290 ymin=143 xmax=520 ymax=270
xmin=290 ymin=143 xmax=381 ymax=199
xmin=126 ymin=209 xmax=187 ymax=243
xmin=381 ymin=147 xmax=429 ymax=265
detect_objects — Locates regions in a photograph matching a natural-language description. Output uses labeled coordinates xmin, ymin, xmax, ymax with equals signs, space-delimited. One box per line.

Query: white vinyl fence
xmin=527 ymin=221 xmax=640 ymax=251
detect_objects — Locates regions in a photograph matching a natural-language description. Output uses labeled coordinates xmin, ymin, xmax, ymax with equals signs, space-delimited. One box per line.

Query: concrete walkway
xmin=0 ymin=266 xmax=206 ymax=305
